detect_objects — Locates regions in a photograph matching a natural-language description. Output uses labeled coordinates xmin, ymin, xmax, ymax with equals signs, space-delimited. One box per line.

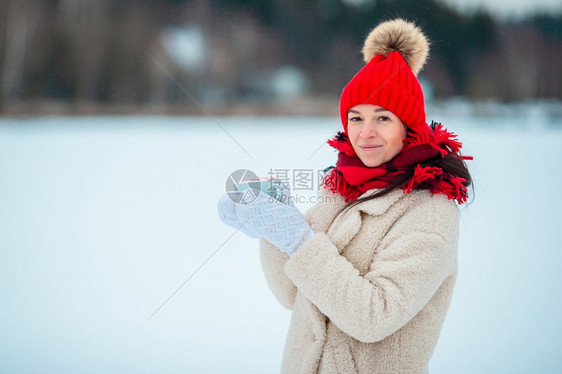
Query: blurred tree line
xmin=0 ymin=0 xmax=560 ymax=113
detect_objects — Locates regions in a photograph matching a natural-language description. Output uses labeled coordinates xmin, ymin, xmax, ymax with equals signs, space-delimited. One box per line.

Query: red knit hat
xmin=340 ymin=19 xmax=430 ymax=137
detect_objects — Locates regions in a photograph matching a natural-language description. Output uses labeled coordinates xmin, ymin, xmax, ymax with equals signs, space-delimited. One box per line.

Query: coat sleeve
xmin=283 ymin=196 xmax=459 ymax=343
xmin=259 ymin=238 xmax=297 ymax=310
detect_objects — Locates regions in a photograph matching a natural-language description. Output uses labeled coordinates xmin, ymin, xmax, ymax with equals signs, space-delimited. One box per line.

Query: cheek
xmin=347 ymin=128 xmax=360 ymax=149
xmin=388 ymin=127 xmax=406 ymax=152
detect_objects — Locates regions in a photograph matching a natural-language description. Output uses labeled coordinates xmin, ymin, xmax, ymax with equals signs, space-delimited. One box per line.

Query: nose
xmin=360 ymin=122 xmax=377 ymax=138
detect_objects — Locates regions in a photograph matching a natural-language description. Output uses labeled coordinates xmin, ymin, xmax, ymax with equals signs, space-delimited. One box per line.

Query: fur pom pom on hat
xmin=361 ymin=18 xmax=429 ymax=76
xmin=340 ymin=18 xmax=430 ymax=135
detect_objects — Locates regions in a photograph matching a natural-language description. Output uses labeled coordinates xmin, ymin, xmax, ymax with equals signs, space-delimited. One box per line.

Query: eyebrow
xmin=348 ymin=107 xmax=389 ymax=115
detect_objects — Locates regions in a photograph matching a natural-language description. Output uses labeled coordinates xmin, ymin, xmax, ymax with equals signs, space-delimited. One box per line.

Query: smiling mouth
xmin=360 ymin=145 xmax=382 ymax=150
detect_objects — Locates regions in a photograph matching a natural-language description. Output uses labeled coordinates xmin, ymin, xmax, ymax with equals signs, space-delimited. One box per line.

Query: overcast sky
xmin=440 ymin=0 xmax=562 ymax=19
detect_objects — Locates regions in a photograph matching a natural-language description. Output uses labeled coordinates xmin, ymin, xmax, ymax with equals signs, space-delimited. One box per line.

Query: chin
xmin=363 ymin=158 xmax=383 ymax=168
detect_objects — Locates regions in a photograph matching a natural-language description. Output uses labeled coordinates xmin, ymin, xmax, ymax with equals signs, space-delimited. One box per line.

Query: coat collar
xmin=305 ymin=187 xmax=407 ymax=252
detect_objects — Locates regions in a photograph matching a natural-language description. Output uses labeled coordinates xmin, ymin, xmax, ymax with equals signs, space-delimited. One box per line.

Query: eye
xmin=348 ymin=116 xmax=362 ymax=123
xmin=377 ymin=115 xmax=390 ymax=121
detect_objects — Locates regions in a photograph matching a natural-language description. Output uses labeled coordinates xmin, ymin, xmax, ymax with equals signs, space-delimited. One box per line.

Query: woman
xmin=218 ymin=18 xmax=472 ymax=373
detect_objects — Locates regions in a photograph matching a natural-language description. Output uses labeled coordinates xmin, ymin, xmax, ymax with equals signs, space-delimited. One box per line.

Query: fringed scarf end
xmin=327 ymin=131 xmax=356 ymax=156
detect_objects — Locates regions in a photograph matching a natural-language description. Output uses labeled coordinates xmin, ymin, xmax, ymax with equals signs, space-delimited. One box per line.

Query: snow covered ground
xmin=0 ymin=113 xmax=561 ymax=373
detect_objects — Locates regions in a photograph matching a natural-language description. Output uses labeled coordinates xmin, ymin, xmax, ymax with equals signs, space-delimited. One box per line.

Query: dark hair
xmin=333 ymin=152 xmax=473 ymax=221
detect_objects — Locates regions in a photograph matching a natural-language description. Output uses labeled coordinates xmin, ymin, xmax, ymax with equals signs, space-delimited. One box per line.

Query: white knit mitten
xmin=234 ymin=192 xmax=314 ymax=256
xmin=217 ymin=193 xmax=260 ymax=238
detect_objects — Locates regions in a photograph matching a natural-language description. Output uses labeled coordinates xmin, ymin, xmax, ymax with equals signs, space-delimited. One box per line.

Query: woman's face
xmin=347 ymin=104 xmax=407 ymax=167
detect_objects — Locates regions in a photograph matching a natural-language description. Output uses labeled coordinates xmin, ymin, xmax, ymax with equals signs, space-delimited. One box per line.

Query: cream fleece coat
xmin=259 ymin=186 xmax=459 ymax=373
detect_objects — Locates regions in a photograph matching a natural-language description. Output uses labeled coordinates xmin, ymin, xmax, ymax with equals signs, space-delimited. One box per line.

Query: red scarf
xmin=322 ymin=123 xmax=473 ymax=204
